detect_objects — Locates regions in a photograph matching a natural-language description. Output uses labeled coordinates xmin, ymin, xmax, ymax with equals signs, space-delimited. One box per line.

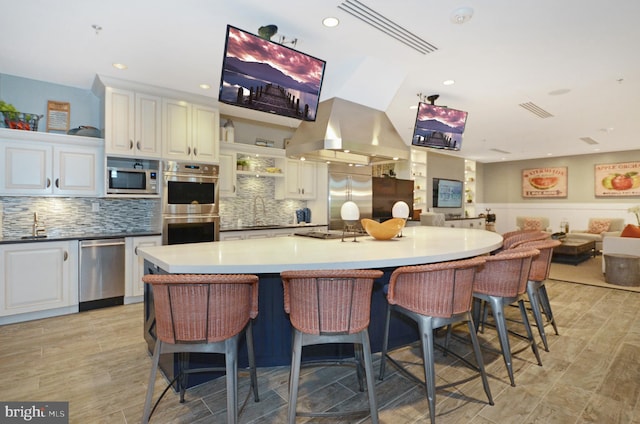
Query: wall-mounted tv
xmin=412 ymin=103 xmax=468 ymax=150
xmin=432 ymin=178 xmax=463 ymax=208
xmin=218 ymin=25 xmax=326 ymax=121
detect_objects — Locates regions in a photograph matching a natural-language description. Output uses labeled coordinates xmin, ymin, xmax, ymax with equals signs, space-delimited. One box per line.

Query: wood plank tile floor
xmin=1 ymin=280 xmax=639 ymax=423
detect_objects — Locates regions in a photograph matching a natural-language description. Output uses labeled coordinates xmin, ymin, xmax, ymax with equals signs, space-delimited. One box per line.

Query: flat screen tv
xmin=432 ymin=178 xmax=463 ymax=208
xmin=218 ymin=25 xmax=326 ymax=121
xmin=411 ymin=103 xmax=468 ymax=150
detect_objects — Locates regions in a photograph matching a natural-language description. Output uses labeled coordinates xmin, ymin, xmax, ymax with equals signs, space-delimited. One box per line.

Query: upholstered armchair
xmin=515 ymin=216 xmax=552 ymax=233
xmin=569 ymin=218 xmax=625 ymax=251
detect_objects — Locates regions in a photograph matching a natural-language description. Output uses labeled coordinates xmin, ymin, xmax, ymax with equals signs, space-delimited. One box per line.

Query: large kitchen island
xmin=138 ymin=226 xmax=502 ymax=386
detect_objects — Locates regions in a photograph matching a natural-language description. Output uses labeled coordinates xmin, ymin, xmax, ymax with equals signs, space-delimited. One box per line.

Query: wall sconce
xmin=340 ymin=201 xmax=360 ymax=242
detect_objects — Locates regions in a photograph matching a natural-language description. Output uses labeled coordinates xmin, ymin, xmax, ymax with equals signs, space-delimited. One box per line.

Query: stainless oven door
xmin=163 ymin=172 xmax=219 ymax=215
xmin=162 ymin=215 xmax=220 ymax=245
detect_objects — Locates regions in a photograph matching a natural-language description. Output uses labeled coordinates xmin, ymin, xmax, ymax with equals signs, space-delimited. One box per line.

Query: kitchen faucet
xmin=32 ymin=212 xmax=46 ymax=237
xmin=253 ymin=196 xmax=266 ymax=226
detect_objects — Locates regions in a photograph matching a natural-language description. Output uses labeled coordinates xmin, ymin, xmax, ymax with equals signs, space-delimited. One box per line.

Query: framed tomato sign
xmin=595 ymin=161 xmax=640 ymax=197
xmin=522 ymin=167 xmax=568 ymax=198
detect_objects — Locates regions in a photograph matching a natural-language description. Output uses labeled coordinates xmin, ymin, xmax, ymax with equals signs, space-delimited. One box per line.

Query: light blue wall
xmin=0 ymin=73 xmax=100 ymax=132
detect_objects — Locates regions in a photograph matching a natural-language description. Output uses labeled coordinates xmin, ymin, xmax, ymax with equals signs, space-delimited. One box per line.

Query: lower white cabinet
xmin=444 ymin=218 xmax=485 ymax=229
xmin=0 ymin=240 xmax=78 ymax=318
xmin=126 ymin=235 xmax=162 ymax=300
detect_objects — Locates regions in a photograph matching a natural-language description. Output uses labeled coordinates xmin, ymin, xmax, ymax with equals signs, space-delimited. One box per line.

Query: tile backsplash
xmin=0 ymin=197 xmax=161 ymax=239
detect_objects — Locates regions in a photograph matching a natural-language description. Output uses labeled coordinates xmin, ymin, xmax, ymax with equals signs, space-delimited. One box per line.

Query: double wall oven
xmin=162 ymin=161 xmax=219 ymax=245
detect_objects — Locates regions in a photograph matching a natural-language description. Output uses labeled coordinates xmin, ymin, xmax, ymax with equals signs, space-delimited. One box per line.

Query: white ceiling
xmin=2 ymin=0 xmax=639 ymax=163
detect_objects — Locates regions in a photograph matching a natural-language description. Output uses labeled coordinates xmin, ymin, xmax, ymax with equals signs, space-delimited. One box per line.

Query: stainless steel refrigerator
xmin=328 ymin=164 xmax=372 ymax=230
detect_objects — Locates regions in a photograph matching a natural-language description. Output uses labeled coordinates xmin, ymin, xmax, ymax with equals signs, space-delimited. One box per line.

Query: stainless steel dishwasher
xmin=79 ymin=238 xmax=125 ymax=311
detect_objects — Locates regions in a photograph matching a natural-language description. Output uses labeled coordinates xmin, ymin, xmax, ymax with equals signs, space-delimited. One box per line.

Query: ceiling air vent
xmin=338 ymin=0 xmax=438 ymax=54
xmin=490 ymin=148 xmax=511 ymax=154
xmin=518 ymin=102 xmax=554 ymax=118
xmin=579 ymin=137 xmax=599 ymax=145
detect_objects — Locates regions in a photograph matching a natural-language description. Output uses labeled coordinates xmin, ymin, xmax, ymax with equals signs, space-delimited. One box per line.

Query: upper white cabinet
xmin=218 ymin=151 xmax=237 ymax=197
xmin=277 ymin=159 xmax=316 ymax=199
xmin=0 ymin=240 xmax=78 ymax=318
xmin=104 ymin=87 xmax=161 ymax=158
xmin=162 ymin=98 xmax=219 ymax=163
xmin=0 ymin=136 xmax=103 ymax=196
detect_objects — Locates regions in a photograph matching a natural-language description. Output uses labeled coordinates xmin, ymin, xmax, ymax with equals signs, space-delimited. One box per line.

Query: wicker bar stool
xmin=503 ymin=231 xmax=550 ymax=250
xmin=141 ymin=273 xmax=260 ymax=424
xmin=508 ymin=239 xmax=562 ymax=351
xmin=281 ymin=269 xmax=383 ymax=424
xmin=472 ymin=248 xmax=542 ymax=386
xmin=379 ymin=257 xmax=493 ymax=424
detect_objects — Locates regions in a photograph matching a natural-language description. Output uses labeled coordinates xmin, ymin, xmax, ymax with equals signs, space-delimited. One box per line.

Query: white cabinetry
xmin=218 ymin=151 xmax=237 ymax=197
xmin=411 ymin=148 xmax=428 ymax=211
xmin=0 ymin=137 xmax=103 ymax=196
xmin=444 ymin=218 xmax=485 ymax=229
xmin=162 ymin=99 xmax=219 ymax=163
xmin=125 ymin=235 xmax=162 ymax=301
xmin=104 ymin=87 xmax=161 ymax=158
xmin=0 ymin=240 xmax=78 ymax=319
xmin=277 ymin=159 xmax=316 ymax=199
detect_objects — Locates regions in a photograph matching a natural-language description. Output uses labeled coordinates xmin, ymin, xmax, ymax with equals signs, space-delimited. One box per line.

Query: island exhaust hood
xmin=285 ymin=97 xmax=410 ymax=165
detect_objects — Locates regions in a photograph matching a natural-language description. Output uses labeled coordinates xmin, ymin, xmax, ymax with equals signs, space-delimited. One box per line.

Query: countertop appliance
xmin=328 ymin=164 xmax=372 ymax=230
xmin=79 ymin=238 xmax=125 ymax=311
xmin=107 ymin=166 xmax=159 ymax=195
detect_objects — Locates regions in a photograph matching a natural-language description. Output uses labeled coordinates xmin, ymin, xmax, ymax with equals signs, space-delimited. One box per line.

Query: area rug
xmin=549 ymin=255 xmax=640 ymax=293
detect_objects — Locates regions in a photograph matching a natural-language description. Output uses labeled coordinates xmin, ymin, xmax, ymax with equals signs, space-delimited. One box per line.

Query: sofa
xmin=602 ymin=235 xmax=640 ymax=273
xmin=515 ymin=216 xmax=552 ymax=232
xmin=569 ymin=218 xmax=625 ymax=251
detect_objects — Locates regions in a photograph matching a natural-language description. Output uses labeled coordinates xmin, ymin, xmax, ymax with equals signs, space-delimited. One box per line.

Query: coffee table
xmin=552 ymin=238 xmax=596 ymax=265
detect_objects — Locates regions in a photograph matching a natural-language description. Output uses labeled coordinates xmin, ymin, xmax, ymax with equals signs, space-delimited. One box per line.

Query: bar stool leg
xmin=245 ymin=321 xmax=260 ymax=401
xmin=487 ymin=296 xmax=516 ymax=387
xmin=142 ymin=340 xmax=162 ymax=424
xmin=538 ymin=285 xmax=559 ymax=335
xmin=225 ymin=337 xmax=239 ymax=424
xmin=417 ymin=317 xmax=437 ymax=424
xmin=517 ymin=300 xmax=543 ymax=366
xmin=288 ymin=330 xmax=303 ymax=424
xmin=466 ymin=316 xmax=494 ymax=405
xmin=360 ymin=330 xmax=379 ymax=424
xmin=378 ymin=303 xmax=392 ymax=380
xmin=526 ymin=280 xmax=550 ymax=351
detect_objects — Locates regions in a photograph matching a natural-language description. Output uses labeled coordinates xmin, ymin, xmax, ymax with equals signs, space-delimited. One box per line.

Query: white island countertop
xmin=138 ymin=226 xmax=503 ymax=274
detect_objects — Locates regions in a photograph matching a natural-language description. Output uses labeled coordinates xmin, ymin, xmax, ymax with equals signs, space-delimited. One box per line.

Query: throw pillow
xmin=588 ymin=219 xmax=611 ymax=234
xmin=523 ymin=218 xmax=542 ymax=231
xmin=620 ymin=224 xmax=640 ymax=238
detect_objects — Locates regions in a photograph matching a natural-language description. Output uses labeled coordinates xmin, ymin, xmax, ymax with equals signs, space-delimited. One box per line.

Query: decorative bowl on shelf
xmin=361 ymin=218 xmax=406 ymax=240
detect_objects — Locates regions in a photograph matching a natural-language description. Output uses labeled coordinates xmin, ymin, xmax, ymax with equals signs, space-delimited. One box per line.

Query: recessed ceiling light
xmin=199 ymin=84 xmax=211 ymax=90
xmin=548 ymin=88 xmax=571 ymax=96
xmin=450 ymin=7 xmax=473 ymax=24
xmin=323 ymin=17 xmax=340 ymax=27
xmin=112 ymin=63 xmax=128 ymax=70
xmin=443 ymin=80 xmax=455 ymax=86
xmin=409 ymin=105 xmax=418 ymax=109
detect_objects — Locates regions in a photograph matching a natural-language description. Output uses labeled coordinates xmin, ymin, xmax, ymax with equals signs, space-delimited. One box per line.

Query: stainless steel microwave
xmin=107 ymin=167 xmax=159 ymax=195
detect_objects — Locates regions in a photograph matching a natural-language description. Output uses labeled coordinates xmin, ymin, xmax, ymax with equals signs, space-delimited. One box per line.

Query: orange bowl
xmin=361 ymin=218 xmax=405 ymax=240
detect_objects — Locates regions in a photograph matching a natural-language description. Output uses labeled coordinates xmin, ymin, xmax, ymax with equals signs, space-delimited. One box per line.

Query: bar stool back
xmin=141 ymin=273 xmax=259 ymax=424
xmin=281 ymin=269 xmax=383 ymax=424
xmin=379 ymin=257 xmax=493 ymax=424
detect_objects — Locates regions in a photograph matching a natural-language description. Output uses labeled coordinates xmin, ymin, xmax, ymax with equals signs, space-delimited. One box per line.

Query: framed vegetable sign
xmin=522 ymin=167 xmax=568 ymax=198
xmin=595 ymin=161 xmax=640 ymax=197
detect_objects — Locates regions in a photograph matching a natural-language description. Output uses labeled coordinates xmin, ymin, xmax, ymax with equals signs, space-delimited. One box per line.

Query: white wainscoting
xmin=476 ymin=202 xmax=634 ymax=235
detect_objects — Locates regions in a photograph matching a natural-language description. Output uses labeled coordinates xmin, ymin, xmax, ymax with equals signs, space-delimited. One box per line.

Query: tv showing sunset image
xmin=412 ymin=103 xmax=468 ymax=151
xmin=219 ymin=25 xmax=326 ymax=121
